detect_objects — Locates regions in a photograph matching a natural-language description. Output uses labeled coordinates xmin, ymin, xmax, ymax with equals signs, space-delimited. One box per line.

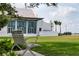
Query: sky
xmin=12 ymin=3 xmax=79 ymax=33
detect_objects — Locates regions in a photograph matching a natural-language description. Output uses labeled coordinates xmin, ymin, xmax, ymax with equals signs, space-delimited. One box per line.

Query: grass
xmin=29 ymin=36 xmax=79 ymax=56
xmin=1 ymin=36 xmax=79 ymax=56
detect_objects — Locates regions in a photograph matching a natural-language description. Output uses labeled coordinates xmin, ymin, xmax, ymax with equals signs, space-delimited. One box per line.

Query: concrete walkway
xmin=15 ymin=50 xmax=44 ymax=56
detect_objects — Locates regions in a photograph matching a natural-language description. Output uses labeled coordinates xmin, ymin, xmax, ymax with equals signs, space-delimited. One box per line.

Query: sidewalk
xmin=15 ymin=50 xmax=44 ymax=56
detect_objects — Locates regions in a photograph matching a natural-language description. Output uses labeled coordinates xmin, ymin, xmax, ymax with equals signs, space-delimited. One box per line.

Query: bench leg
xmin=22 ymin=48 xmax=28 ymax=56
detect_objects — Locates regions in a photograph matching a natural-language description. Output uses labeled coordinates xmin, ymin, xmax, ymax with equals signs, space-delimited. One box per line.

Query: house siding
xmin=0 ymin=26 xmax=9 ymax=37
xmin=0 ymin=20 xmax=58 ymax=37
xmin=36 ymin=20 xmax=58 ymax=36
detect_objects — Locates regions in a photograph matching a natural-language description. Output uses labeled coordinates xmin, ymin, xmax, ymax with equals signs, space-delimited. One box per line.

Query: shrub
xmin=0 ymin=39 xmax=16 ymax=56
xmin=63 ymin=32 xmax=72 ymax=35
xmin=58 ymin=33 xmax=62 ymax=36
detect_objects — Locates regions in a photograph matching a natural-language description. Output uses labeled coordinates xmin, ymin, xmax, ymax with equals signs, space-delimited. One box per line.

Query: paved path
xmin=15 ymin=50 xmax=44 ymax=56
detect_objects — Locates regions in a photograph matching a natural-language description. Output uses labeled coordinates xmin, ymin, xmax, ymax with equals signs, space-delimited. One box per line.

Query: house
xmin=36 ymin=20 xmax=58 ymax=36
xmin=0 ymin=8 xmax=58 ymax=37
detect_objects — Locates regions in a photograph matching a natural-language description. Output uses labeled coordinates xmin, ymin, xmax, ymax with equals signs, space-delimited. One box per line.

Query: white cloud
xmin=48 ymin=6 xmax=78 ymax=33
xmin=50 ymin=6 xmax=77 ymax=17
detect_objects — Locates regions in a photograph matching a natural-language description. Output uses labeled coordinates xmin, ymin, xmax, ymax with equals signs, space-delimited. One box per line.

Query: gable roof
xmin=16 ymin=8 xmax=36 ymax=17
xmin=15 ymin=8 xmax=43 ymax=20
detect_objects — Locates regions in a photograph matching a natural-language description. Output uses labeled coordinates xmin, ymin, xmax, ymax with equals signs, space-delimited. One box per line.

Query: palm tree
xmin=58 ymin=21 xmax=62 ymax=33
xmin=54 ymin=20 xmax=58 ymax=32
xmin=50 ymin=20 xmax=53 ymax=31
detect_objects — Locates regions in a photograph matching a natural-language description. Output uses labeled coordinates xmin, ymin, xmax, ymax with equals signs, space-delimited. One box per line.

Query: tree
xmin=24 ymin=3 xmax=57 ymax=8
xmin=50 ymin=20 xmax=53 ymax=31
xmin=58 ymin=21 xmax=62 ymax=33
xmin=0 ymin=3 xmax=17 ymax=30
xmin=54 ymin=20 xmax=59 ymax=32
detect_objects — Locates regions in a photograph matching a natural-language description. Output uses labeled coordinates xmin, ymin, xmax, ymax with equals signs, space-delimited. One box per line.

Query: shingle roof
xmin=15 ymin=8 xmax=37 ymax=18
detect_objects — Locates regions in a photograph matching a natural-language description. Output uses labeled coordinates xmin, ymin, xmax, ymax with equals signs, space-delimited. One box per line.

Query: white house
xmin=0 ymin=8 xmax=58 ymax=37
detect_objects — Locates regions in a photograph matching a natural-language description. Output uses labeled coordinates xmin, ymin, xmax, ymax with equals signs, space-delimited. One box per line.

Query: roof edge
xmin=12 ymin=16 xmax=43 ymax=20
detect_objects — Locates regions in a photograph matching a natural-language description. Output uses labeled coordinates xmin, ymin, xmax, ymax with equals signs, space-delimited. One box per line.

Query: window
xmin=28 ymin=21 xmax=37 ymax=34
xmin=17 ymin=20 xmax=26 ymax=33
xmin=39 ymin=28 xmax=42 ymax=31
xmin=8 ymin=20 xmax=15 ymax=33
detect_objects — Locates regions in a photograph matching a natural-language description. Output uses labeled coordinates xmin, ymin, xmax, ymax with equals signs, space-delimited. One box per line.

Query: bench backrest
xmin=12 ymin=30 xmax=26 ymax=45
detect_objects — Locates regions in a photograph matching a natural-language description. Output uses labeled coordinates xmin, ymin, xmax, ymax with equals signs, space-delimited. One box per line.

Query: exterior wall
xmin=41 ymin=21 xmax=52 ymax=31
xmin=0 ymin=20 xmax=58 ymax=37
xmin=37 ymin=20 xmax=54 ymax=31
xmin=0 ymin=26 xmax=9 ymax=37
xmin=37 ymin=20 xmax=58 ymax=36
xmin=36 ymin=20 xmax=43 ymax=33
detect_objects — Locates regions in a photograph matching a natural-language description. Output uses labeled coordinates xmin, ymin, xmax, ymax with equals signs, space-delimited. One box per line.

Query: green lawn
xmin=1 ymin=36 xmax=79 ymax=56
xmin=28 ymin=36 xmax=79 ymax=56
